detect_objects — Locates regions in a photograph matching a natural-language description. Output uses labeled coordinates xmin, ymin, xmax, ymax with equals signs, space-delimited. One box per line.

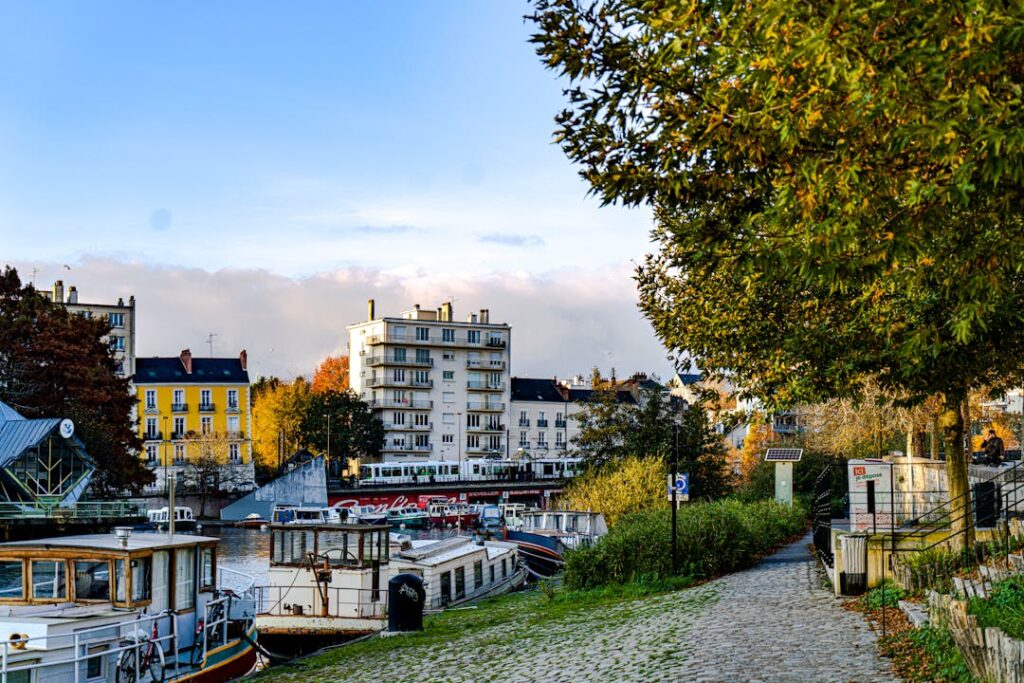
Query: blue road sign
xmin=667 ymin=473 xmax=689 ymax=497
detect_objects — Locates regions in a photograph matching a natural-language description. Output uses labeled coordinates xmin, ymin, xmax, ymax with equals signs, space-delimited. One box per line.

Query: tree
xmin=300 ymin=390 xmax=384 ymax=475
xmin=0 ymin=267 xmax=150 ymax=493
xmin=561 ymin=456 xmax=665 ymax=526
xmin=251 ymin=377 xmax=312 ymax=471
xmin=312 ymin=355 xmax=349 ymax=393
xmin=178 ymin=431 xmax=250 ymax=518
xmin=531 ymin=0 xmax=1024 ymax=548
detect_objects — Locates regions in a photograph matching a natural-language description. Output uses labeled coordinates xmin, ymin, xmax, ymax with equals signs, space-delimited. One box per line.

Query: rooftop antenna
xmin=206 ymin=332 xmax=218 ymax=357
xmin=30 ymin=268 xmax=38 ymax=286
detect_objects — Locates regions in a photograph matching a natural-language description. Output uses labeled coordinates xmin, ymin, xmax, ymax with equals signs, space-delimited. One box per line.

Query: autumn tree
xmin=300 ymin=390 xmax=384 ymax=476
xmin=531 ymin=0 xmax=1024 ymax=548
xmin=312 ymin=355 xmax=349 ymax=393
xmin=0 ymin=266 xmax=150 ymax=493
xmin=251 ymin=377 xmax=312 ymax=470
xmin=561 ymin=456 xmax=665 ymax=526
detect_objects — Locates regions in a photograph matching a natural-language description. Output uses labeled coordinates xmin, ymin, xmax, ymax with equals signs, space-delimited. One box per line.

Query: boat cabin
xmin=0 ymin=529 xmax=256 ymax=682
xmin=522 ymin=510 xmax=608 ymax=548
xmin=271 ymin=505 xmax=347 ymax=525
xmin=147 ymin=506 xmax=196 ymax=528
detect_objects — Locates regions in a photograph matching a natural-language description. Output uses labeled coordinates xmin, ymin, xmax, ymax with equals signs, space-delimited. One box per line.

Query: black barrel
xmin=388 ymin=573 xmax=426 ymax=632
xmin=974 ymin=481 xmax=1001 ymax=528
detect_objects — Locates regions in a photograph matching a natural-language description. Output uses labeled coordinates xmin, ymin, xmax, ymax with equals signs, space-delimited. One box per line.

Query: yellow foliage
xmin=312 ymin=355 xmax=350 ymax=393
xmin=251 ymin=378 xmax=312 ymax=468
xmin=973 ymin=420 xmax=1017 ymax=451
xmin=739 ymin=414 xmax=773 ymax=482
xmin=559 ymin=456 xmax=667 ymax=527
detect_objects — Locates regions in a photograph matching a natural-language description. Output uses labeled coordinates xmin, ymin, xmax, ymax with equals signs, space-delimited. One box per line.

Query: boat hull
xmin=257 ymin=616 xmax=385 ymax=659
xmin=504 ymin=530 xmax=567 ymax=579
xmin=234 ymin=520 xmax=267 ymax=529
xmin=388 ymin=516 xmax=429 ymax=528
xmin=428 ymin=513 xmax=478 ymax=527
xmin=171 ymin=625 xmax=258 ymax=683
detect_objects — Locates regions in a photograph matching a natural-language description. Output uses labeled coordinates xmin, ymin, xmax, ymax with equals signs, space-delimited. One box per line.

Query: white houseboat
xmin=389 ymin=536 xmax=526 ymax=609
xmin=0 ymin=528 xmax=258 ymax=683
xmin=505 ymin=510 xmax=608 ymax=578
xmin=256 ymin=522 xmax=390 ymax=658
xmin=146 ymin=506 xmax=197 ymax=532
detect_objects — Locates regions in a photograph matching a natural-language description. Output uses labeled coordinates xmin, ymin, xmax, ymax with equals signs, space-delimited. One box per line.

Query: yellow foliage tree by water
xmin=559 ymin=456 xmax=667 ymax=527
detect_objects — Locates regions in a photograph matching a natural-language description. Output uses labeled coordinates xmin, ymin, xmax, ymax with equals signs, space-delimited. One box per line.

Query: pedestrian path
xmin=264 ymin=534 xmax=896 ymax=683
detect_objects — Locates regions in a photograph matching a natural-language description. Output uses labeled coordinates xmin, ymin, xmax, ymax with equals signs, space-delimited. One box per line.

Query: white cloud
xmin=12 ymin=257 xmax=671 ymax=382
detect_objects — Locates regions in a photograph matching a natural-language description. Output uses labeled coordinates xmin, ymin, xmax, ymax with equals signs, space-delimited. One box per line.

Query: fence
xmin=0 ymin=500 xmax=148 ymax=521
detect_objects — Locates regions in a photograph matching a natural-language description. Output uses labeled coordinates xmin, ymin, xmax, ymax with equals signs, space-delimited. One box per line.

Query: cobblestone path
xmin=269 ymin=534 xmax=895 ymax=683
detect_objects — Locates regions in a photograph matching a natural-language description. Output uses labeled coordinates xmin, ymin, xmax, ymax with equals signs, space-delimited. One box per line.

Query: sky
xmin=0 ymin=1 xmax=669 ymax=380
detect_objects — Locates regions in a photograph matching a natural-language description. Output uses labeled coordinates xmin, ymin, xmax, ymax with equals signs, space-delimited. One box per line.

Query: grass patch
xmin=968 ymin=574 xmax=1024 ymax=641
xmin=880 ymin=624 xmax=977 ymax=683
xmin=861 ymin=581 xmax=906 ymax=610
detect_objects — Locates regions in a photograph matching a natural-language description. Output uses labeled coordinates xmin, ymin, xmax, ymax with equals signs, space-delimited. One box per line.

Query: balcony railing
xmin=518 ymin=419 xmax=530 ymax=427
xmin=467 ymin=423 xmax=504 ymax=433
xmin=537 ymin=420 xmax=549 ymax=428
xmin=383 ymin=422 xmax=433 ymax=431
xmin=371 ymin=399 xmax=433 ymax=410
xmin=466 ymin=360 xmax=507 ymax=370
xmin=198 ymin=402 xmax=216 ymax=412
xmin=171 ymin=430 xmax=186 ymax=440
xmin=555 ymin=420 xmax=567 ymax=429
xmin=467 ymin=402 xmax=504 ymax=412
xmin=226 ymin=430 xmax=245 ymax=439
xmin=383 ymin=443 xmax=433 ymax=453
xmin=366 ymin=333 xmax=507 ymax=349
xmin=366 ymin=356 xmax=433 ymax=368
xmin=486 ymin=338 xmax=507 ymax=348
xmin=466 ymin=445 xmax=504 ymax=455
xmin=171 ymin=402 xmax=188 ymax=412
xmin=143 ymin=431 xmax=163 ymax=441
xmin=467 ymin=381 xmax=505 ymax=391
xmin=368 ymin=377 xmax=433 ymax=389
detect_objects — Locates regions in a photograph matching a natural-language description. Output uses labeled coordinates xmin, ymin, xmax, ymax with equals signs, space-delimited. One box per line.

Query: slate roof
xmin=567 ymin=389 xmax=638 ymax=405
xmin=0 ymin=401 xmax=60 ymax=467
xmin=676 ymin=373 xmax=702 ymax=385
xmin=134 ymin=357 xmax=250 ymax=384
xmin=510 ymin=378 xmax=565 ymax=403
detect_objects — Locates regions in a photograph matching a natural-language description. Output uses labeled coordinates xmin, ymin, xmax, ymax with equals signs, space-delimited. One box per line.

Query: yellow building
xmin=134 ymin=349 xmax=255 ymax=493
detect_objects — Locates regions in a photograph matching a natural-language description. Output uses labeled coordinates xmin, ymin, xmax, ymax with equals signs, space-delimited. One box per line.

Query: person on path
xmin=982 ymin=429 xmax=1005 ymax=465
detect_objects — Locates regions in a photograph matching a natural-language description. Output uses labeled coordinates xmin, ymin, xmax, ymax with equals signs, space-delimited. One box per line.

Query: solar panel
xmin=765 ymin=448 xmax=803 ymax=462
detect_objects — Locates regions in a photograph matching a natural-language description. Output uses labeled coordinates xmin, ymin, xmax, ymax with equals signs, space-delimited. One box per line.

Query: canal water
xmin=207 ymin=525 xmax=464 ymax=585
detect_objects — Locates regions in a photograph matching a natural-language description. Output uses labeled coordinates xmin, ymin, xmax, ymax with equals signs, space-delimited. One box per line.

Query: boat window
xmin=151 ymin=551 xmax=169 ymax=611
xmin=132 ymin=557 xmax=152 ymax=602
xmin=0 ymin=561 xmax=23 ymax=599
xmin=201 ymin=547 xmax=215 ymax=590
xmin=474 ymin=561 xmax=483 ymax=589
xmin=490 ymin=564 xmax=495 ymax=583
xmin=74 ymin=561 xmax=110 ymax=601
xmin=502 ymin=558 xmax=507 ymax=578
xmin=174 ymin=548 xmax=195 ymax=610
xmin=439 ymin=571 xmax=451 ymax=605
xmin=455 ymin=567 xmax=465 ymax=599
xmin=86 ymin=644 xmax=107 ymax=680
xmin=31 ymin=560 xmax=66 ymax=600
xmin=115 ymin=559 xmax=126 ymax=603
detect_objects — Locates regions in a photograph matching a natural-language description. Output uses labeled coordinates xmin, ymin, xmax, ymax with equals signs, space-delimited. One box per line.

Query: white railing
xmin=255 ymin=584 xmax=386 ymax=620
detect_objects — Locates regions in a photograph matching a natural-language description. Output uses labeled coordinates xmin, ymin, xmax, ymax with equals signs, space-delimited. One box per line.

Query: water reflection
xmin=207 ymin=524 xmax=465 ymax=585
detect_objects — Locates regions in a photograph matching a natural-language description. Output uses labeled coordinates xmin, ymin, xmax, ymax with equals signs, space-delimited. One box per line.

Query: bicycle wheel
xmin=116 ymin=647 xmax=138 ymax=683
xmin=147 ymin=645 xmax=166 ymax=683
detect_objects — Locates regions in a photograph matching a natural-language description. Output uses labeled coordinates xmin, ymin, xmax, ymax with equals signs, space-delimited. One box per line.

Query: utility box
xmin=765 ymin=449 xmax=803 ymax=507
xmin=839 ymin=534 xmax=868 ymax=595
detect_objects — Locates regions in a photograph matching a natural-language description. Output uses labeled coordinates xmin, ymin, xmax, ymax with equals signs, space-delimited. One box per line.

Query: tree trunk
xmin=930 ymin=414 xmax=941 ymax=459
xmin=940 ymin=392 xmax=974 ymax=551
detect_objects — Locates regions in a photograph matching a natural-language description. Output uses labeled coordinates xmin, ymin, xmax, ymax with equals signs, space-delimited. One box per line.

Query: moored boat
xmin=425 ymin=498 xmax=478 ymax=527
xmin=0 ymin=527 xmax=258 ymax=683
xmin=505 ymin=510 xmax=608 ymax=579
xmin=385 ymin=505 xmax=430 ymax=528
xmin=146 ymin=505 xmax=198 ymax=532
xmin=235 ymin=512 xmax=268 ymax=529
xmin=344 ymin=504 xmax=389 ymax=526
xmin=471 ymin=504 xmax=503 ymax=532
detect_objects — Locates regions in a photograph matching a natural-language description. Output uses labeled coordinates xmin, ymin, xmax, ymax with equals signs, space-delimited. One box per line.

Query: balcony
xmin=368 ymin=376 xmax=433 ymax=389
xmin=363 ymin=333 xmax=509 ymax=350
xmin=555 ymin=420 xmax=567 ymax=429
xmin=226 ymin=430 xmax=245 ymax=440
xmin=383 ymin=422 xmax=433 ymax=431
xmin=466 ymin=445 xmax=504 ymax=455
xmin=366 ymin=355 xmax=433 ymax=368
xmin=171 ymin=430 xmax=186 ymax=440
xmin=370 ymin=399 xmax=433 ymax=410
xmin=171 ymin=402 xmax=188 ymax=413
xmin=143 ymin=431 xmax=163 ymax=442
xmin=198 ymin=402 xmax=216 ymax=413
xmin=467 ymin=381 xmax=505 ymax=392
xmin=467 ymin=402 xmax=504 ymax=412
xmin=537 ymin=420 xmax=549 ymax=428
xmin=226 ymin=402 xmax=241 ymax=413
xmin=467 ymin=423 xmax=504 ymax=433
xmin=486 ymin=338 xmax=507 ymax=348
xmin=518 ymin=419 xmax=531 ymax=427
xmin=383 ymin=443 xmax=433 ymax=453
xmin=466 ymin=359 xmax=507 ymax=370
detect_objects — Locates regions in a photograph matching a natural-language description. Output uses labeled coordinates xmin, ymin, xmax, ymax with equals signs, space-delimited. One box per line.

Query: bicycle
xmin=116 ymin=619 xmax=166 ymax=683
xmin=189 ymin=599 xmax=226 ymax=667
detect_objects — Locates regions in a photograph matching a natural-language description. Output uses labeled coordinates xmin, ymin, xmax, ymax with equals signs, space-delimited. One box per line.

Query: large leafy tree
xmin=300 ymin=390 xmax=384 ymax=475
xmin=311 ymin=355 xmax=350 ymax=393
xmin=531 ymin=0 xmax=1024 ymax=545
xmin=0 ymin=266 xmax=150 ymax=493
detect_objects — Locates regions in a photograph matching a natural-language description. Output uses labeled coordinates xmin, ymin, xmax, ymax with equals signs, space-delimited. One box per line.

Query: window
xmin=227 ymin=389 xmax=238 ymax=409
xmin=145 ymin=390 xmax=157 ymax=410
xmin=519 ymin=431 xmax=528 ymax=447
xmin=228 ymin=415 xmax=240 ymax=433
xmin=442 ymin=434 xmax=454 ymax=444
xmin=229 ymin=444 xmax=240 ymax=462
xmin=173 ymin=416 xmax=185 ymax=437
xmin=489 ymin=352 xmax=501 ymax=366
xmin=394 ymin=347 xmax=407 ymax=362
xmin=413 ymin=370 xmax=430 ymax=385
xmin=490 ymin=564 xmax=495 ymax=584
xmin=416 ymin=327 xmax=429 ymax=341
xmin=556 ymin=431 xmax=564 ymax=446
xmin=201 ymin=547 xmax=215 ymax=589
xmin=442 ymin=328 xmax=455 ymax=342
xmin=443 ymin=370 xmax=454 ymax=381
xmin=174 ymin=548 xmax=195 ymax=610
xmin=132 ymin=557 xmax=152 ymax=602
xmin=467 ymin=414 xmax=480 ymax=428
xmin=467 ymin=434 xmax=480 ymax=448
xmin=415 ymin=349 xmax=430 ymax=364
xmin=109 ymin=335 xmax=125 ymax=351
xmin=442 ymin=392 xmax=455 ymax=404
xmin=467 ymin=330 xmax=480 ymax=344
xmin=414 ymin=413 xmax=429 ymax=426
xmin=519 ymin=411 xmax=528 ymax=427
xmin=109 ymin=312 xmax=125 ymax=328
xmin=32 ymin=560 xmax=66 ymax=599
xmin=489 ymin=435 xmax=502 ymax=450
xmin=538 ymin=432 xmax=547 ymax=446
xmin=474 ymin=561 xmax=483 ymax=589
xmin=200 ymin=389 xmax=212 ymax=407
xmin=442 ymin=413 xmax=455 ymax=424
xmin=489 ymin=372 xmax=502 ymax=388
xmin=556 ymin=411 xmax=565 ymax=427
xmin=0 ymin=561 xmax=23 ymax=599
xmin=151 ymin=551 xmax=169 ymax=612
xmin=115 ymin=559 xmax=126 ymax=603
xmin=415 ymin=434 xmax=429 ymax=447
xmin=502 ymin=558 xmax=507 ymax=578
xmin=74 ymin=561 xmax=110 ymax=601
xmin=146 ymin=444 xmax=158 ymax=462
xmin=455 ymin=567 xmax=466 ymax=599
xmin=440 ymin=571 xmax=452 ymax=605
xmin=174 ymin=444 xmax=186 ymax=463
xmin=86 ymin=644 xmax=107 ymax=680
xmin=392 ymin=412 xmax=406 ymax=426
xmin=488 ymin=332 xmax=503 ymax=346
xmin=393 ymin=368 xmax=406 ymax=382
xmin=443 ymin=351 xmax=455 ymax=360
xmin=538 ymin=411 xmax=547 ymax=427
xmin=200 ymin=416 xmax=212 ymax=434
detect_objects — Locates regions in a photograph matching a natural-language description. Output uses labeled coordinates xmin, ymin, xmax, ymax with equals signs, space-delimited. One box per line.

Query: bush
xmin=969 ymin=574 xmax=1024 ymax=641
xmin=861 ymin=581 xmax=905 ymax=610
xmin=563 ymin=499 xmax=806 ymax=589
xmin=560 ymin=456 xmax=666 ymax=527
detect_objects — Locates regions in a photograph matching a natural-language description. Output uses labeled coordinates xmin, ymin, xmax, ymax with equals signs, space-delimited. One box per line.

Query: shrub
xmin=563 ymin=499 xmax=806 ymax=589
xmin=861 ymin=581 xmax=905 ymax=610
xmin=560 ymin=456 xmax=666 ymax=527
xmin=969 ymin=574 xmax=1024 ymax=641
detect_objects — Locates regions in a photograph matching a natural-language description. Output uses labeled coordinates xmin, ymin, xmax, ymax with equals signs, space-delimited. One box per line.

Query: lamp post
xmin=671 ymin=414 xmax=681 ymax=576
xmin=325 ymin=413 xmax=332 ymax=474
xmin=162 ymin=415 xmax=169 ymax=496
xmin=457 ymin=411 xmax=463 ymax=482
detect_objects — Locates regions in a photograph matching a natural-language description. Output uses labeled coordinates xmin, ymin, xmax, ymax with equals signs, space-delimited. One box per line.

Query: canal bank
xmin=251 ymin=534 xmax=896 ymax=683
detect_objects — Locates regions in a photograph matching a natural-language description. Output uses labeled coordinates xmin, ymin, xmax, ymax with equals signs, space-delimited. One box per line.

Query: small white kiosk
xmin=766 ymin=448 xmax=803 ymax=506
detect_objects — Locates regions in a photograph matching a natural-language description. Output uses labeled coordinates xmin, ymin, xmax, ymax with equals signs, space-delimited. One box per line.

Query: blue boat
xmin=504 ymin=510 xmax=608 ymax=579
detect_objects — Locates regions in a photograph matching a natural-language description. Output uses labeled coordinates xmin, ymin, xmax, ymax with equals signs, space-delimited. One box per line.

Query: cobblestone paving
xmin=272 ymin=535 xmax=895 ymax=683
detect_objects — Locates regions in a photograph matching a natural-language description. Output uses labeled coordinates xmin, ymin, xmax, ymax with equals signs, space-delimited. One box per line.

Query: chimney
xmin=52 ymin=280 xmax=64 ymax=304
xmin=180 ymin=349 xmax=193 ymax=374
xmin=480 ymin=309 xmax=489 ymax=324
xmin=239 ymin=349 xmax=248 ymax=371
xmin=468 ymin=313 xmax=477 ymax=324
xmin=367 ymin=299 xmax=376 ymax=321
xmin=67 ymin=286 xmax=78 ymax=304
xmin=117 ymin=297 xmax=124 ymax=306
xmin=441 ymin=301 xmax=452 ymax=322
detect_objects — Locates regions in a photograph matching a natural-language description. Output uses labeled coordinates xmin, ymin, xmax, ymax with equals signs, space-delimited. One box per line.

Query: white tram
xmin=358 ymin=458 xmax=584 ymax=485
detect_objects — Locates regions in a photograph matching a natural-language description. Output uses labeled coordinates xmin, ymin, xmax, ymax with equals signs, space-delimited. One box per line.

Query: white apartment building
xmin=348 ymin=300 xmax=511 ymax=463
xmin=43 ymin=280 xmax=137 ymax=378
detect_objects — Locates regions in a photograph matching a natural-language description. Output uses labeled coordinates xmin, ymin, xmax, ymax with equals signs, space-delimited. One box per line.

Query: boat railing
xmin=218 ymin=565 xmax=257 ymax=595
xmin=255 ymin=584 xmax=387 ymax=620
xmin=195 ymin=595 xmax=231 ymax=667
xmin=0 ymin=609 xmax=182 ymax=683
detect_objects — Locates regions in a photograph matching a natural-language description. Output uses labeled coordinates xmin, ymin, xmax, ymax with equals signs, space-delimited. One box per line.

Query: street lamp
xmin=162 ymin=415 xmax=169 ymax=496
xmin=325 ymin=413 xmax=332 ymax=475
xmin=457 ymin=411 xmax=463 ymax=482
xmin=671 ymin=409 xmax=683 ymax=576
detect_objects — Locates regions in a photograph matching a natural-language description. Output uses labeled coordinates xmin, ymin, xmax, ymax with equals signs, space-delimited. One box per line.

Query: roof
xmin=511 ymin=378 xmax=565 ymax=403
xmin=0 ymin=402 xmax=62 ymax=468
xmin=567 ymin=389 xmax=638 ymax=405
xmin=0 ymin=401 xmax=25 ymax=427
xmin=134 ymin=357 xmax=249 ymax=384
xmin=0 ymin=533 xmax=219 ymax=552
xmin=675 ymin=373 xmax=702 ymax=385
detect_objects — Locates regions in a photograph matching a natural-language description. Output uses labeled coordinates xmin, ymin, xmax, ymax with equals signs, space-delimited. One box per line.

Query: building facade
xmin=134 ymin=349 xmax=255 ymax=493
xmin=348 ymin=300 xmax=511 ymax=463
xmin=43 ymin=280 xmax=137 ymax=378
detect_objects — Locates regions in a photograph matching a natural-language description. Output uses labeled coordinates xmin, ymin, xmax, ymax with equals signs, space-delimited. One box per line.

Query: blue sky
xmin=0 ymin=1 xmax=667 ymax=378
